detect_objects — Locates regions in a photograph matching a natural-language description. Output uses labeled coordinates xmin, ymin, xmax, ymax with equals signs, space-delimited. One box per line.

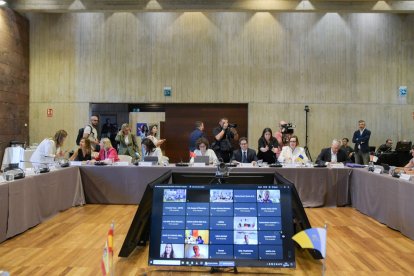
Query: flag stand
xmin=322 ymin=223 xmax=327 ymax=276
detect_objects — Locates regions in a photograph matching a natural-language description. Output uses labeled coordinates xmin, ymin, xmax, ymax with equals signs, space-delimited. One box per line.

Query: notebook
xmin=194 ymin=156 xmax=210 ymax=165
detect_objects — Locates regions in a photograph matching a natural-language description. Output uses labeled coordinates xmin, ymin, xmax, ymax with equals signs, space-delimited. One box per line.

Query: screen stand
xmin=210 ymin=266 xmax=238 ymax=274
xmin=208 ymin=176 xmax=227 ymax=184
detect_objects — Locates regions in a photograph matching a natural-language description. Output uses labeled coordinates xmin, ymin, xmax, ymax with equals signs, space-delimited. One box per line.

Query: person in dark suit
xmin=316 ymin=139 xmax=351 ymax=166
xmin=231 ymin=137 xmax=258 ymax=164
xmin=352 ymin=120 xmax=371 ymax=165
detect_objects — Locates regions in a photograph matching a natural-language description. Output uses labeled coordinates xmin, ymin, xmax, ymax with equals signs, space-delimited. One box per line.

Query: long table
xmin=0 ymin=181 xmax=8 ymax=243
xmin=2 ymin=165 xmax=414 ymax=243
xmin=351 ymin=169 xmax=414 ymax=240
xmin=79 ymin=166 xmax=352 ymax=207
xmin=0 ymin=167 xmax=85 ymax=243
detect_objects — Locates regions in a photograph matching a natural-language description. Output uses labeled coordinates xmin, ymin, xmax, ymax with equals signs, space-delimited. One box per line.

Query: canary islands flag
xmin=101 ymin=223 xmax=114 ymax=276
xmin=292 ymin=227 xmax=326 ymax=258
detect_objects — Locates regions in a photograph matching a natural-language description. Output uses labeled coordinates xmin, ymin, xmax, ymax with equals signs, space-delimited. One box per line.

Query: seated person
xmin=69 ymin=138 xmax=92 ymax=161
xmin=340 ymin=137 xmax=354 ymax=159
xmin=141 ymin=138 xmax=163 ymax=164
xmin=190 ymin=137 xmax=218 ymax=164
xmin=196 ymin=236 xmax=204 ymax=244
xmin=191 ymin=245 xmax=205 ymax=258
xmin=316 ymin=139 xmax=350 ymax=166
xmin=278 ymin=135 xmax=308 ymax=164
xmin=398 ymin=145 xmax=414 ymax=174
xmin=376 ymin=139 xmax=393 ymax=154
xmin=94 ymin=138 xmax=120 ymax=163
xmin=231 ymin=137 xmax=258 ymax=164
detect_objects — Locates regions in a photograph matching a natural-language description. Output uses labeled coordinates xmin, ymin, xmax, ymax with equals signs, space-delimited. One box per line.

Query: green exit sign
xmin=163 ymin=87 xmax=172 ymax=97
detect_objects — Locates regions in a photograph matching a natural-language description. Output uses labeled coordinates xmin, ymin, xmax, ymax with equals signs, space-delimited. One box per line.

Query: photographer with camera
xmin=211 ymin=117 xmax=239 ymax=163
xmin=274 ymin=120 xmax=295 ymax=157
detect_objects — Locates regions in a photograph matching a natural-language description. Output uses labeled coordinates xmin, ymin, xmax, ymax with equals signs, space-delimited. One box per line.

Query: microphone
xmin=20 ymin=160 xmax=53 ymax=173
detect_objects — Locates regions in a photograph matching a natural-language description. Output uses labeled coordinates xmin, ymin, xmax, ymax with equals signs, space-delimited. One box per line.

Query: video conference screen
xmin=149 ymin=184 xmax=295 ymax=268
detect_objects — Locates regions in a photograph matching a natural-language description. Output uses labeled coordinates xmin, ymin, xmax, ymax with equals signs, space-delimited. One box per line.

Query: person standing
xmin=257 ymin=127 xmax=279 ymax=164
xmin=212 ymin=117 xmax=239 ymax=163
xmin=30 ymin=130 xmax=68 ymax=165
xmin=115 ymin=123 xmax=141 ymax=160
xmin=352 ymin=120 xmax=371 ymax=165
xmin=274 ymin=120 xmax=291 ymax=158
xmin=83 ymin=115 xmax=100 ymax=151
xmin=189 ymin=121 xmax=205 ymax=152
xmin=341 ymin=137 xmax=354 ymax=159
xmin=147 ymin=124 xmax=166 ymax=148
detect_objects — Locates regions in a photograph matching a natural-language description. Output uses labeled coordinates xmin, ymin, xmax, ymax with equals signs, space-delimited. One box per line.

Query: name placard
xmin=399 ymin=174 xmax=411 ymax=181
xmin=193 ymin=163 xmax=206 ymax=167
xmin=240 ymin=163 xmax=254 ymax=167
xmin=115 ymin=161 xmax=129 ymax=166
xmin=70 ymin=161 xmax=82 ymax=166
xmin=330 ymin=163 xmax=345 ymax=168
xmin=374 ymin=168 xmax=382 ymax=174
xmin=283 ymin=163 xmax=297 ymax=168
xmin=139 ymin=161 xmax=154 ymax=167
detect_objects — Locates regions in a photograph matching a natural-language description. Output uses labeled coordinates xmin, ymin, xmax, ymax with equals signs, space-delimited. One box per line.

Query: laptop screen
xmin=144 ymin=156 xmax=159 ymax=164
xmin=194 ymin=156 xmax=209 ymax=165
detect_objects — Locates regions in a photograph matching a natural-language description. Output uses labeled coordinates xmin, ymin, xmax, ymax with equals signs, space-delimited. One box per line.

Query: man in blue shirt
xmin=189 ymin=121 xmax=205 ymax=152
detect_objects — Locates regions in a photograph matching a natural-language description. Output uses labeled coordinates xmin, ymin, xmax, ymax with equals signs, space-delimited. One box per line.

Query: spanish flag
xmin=101 ymin=223 xmax=114 ymax=276
xmin=292 ymin=227 xmax=326 ymax=258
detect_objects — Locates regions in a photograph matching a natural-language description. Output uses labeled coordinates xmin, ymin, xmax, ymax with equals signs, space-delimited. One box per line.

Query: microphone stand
xmin=304 ymin=105 xmax=312 ymax=161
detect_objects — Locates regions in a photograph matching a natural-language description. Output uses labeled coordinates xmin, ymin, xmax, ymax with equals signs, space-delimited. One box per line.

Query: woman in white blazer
xmin=278 ymin=135 xmax=308 ymax=163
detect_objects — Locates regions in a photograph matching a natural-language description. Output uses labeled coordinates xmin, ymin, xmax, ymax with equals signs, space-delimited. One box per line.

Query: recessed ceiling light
xmin=0 ymin=1 xmax=7 ymax=6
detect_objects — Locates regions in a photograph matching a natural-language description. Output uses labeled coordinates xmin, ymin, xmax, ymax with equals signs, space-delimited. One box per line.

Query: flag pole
xmin=322 ymin=223 xmax=328 ymax=276
xmin=111 ymin=221 xmax=115 ymax=276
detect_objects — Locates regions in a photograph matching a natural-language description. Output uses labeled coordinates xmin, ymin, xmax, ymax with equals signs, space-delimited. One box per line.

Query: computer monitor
xmin=148 ymin=183 xmax=296 ymax=268
xmin=395 ymin=141 xmax=412 ymax=152
xmin=171 ymin=171 xmax=275 ymax=185
xmin=119 ymin=170 xmax=172 ymax=257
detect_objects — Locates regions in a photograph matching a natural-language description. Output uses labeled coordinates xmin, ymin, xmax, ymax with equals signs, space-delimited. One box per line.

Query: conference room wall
xmin=28 ymin=12 xmax=414 ymax=156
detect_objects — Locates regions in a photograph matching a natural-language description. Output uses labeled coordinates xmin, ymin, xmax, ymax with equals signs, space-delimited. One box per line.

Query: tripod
xmin=304 ymin=105 xmax=312 ymax=161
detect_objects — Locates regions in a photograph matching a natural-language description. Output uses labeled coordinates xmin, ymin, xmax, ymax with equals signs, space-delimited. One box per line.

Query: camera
xmin=281 ymin=123 xmax=295 ymax=134
xmin=228 ymin=123 xmax=237 ymax=128
xmin=216 ymin=162 xmax=229 ymax=178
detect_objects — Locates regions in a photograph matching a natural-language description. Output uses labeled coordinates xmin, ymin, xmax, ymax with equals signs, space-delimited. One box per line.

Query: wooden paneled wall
xmin=28 ymin=12 xmax=414 ymax=157
xmin=0 ymin=9 xmax=29 ymax=166
xmin=164 ymin=104 xmax=248 ymax=162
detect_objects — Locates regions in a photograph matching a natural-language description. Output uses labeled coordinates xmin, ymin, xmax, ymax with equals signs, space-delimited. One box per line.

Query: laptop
xmin=194 ymin=156 xmax=210 ymax=165
xmin=143 ymin=156 xmax=158 ymax=165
